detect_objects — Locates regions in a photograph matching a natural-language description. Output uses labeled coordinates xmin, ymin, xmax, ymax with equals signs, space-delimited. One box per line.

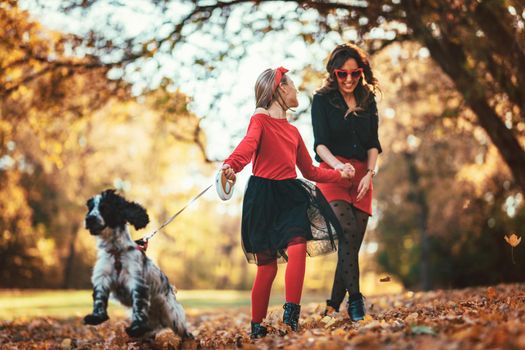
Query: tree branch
xmin=402 ymin=0 xmax=525 ymax=193
xmin=473 ymin=0 xmax=525 ymax=118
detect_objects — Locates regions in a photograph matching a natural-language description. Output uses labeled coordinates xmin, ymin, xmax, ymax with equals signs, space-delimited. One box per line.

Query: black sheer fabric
xmin=328 ymin=200 xmax=369 ymax=308
xmin=241 ymin=176 xmax=343 ymax=266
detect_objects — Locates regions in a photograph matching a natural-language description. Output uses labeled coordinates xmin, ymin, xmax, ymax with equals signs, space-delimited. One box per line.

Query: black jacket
xmin=311 ymin=91 xmax=382 ymax=162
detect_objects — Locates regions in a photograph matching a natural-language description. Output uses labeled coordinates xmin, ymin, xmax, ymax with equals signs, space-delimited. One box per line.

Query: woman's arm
xmin=356 ymin=148 xmax=379 ymax=202
xmin=367 ymin=148 xmax=379 ymax=173
xmin=367 ymin=100 xmax=382 ymax=154
xmin=357 ymin=101 xmax=382 ymax=201
xmin=316 ymin=145 xmax=348 ymax=171
xmin=312 ymin=94 xmax=354 ymax=174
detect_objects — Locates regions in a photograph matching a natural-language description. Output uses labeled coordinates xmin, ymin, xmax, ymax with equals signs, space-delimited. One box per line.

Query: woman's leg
xmin=327 ymin=201 xmax=349 ymax=309
xmin=327 ymin=255 xmax=346 ymax=310
xmin=346 ymin=205 xmax=369 ymax=295
xmin=328 ymin=201 xmax=369 ymax=306
xmin=251 ymin=259 xmax=278 ymax=323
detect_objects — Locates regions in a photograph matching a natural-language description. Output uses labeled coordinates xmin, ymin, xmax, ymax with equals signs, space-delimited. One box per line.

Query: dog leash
xmin=135 ymin=184 xmax=213 ymax=250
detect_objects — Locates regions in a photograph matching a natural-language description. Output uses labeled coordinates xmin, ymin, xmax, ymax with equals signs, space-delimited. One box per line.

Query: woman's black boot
xmin=250 ymin=322 xmax=268 ymax=339
xmin=347 ymin=293 xmax=366 ymax=321
xmin=283 ymin=302 xmax=301 ymax=331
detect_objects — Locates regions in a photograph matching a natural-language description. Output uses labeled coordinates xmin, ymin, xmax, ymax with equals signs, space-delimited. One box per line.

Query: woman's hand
xmin=221 ymin=164 xmax=236 ymax=182
xmin=356 ymin=172 xmax=372 ymax=201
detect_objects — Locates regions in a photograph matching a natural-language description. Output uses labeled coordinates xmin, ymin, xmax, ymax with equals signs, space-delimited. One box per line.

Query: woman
xmin=311 ymin=43 xmax=382 ymax=321
xmin=221 ymin=67 xmax=351 ymax=338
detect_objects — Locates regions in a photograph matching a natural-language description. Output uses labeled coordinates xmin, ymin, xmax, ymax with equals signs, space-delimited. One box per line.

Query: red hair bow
xmin=273 ymin=66 xmax=289 ymax=91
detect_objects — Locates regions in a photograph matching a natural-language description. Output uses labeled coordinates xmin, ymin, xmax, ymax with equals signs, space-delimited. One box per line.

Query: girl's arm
xmin=296 ymin=134 xmax=343 ymax=183
xmin=223 ymin=117 xmax=263 ymax=173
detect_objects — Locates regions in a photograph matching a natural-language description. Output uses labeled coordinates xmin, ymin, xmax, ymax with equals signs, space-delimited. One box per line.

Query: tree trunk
xmin=404 ymin=152 xmax=432 ymax=291
xmin=402 ymin=0 xmax=525 ymax=194
xmin=472 ymin=0 xmax=525 ymax=117
xmin=62 ymin=224 xmax=79 ymax=289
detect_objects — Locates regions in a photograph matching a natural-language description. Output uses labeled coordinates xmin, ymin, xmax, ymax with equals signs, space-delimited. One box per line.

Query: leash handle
xmin=141 ymin=184 xmax=213 ymax=243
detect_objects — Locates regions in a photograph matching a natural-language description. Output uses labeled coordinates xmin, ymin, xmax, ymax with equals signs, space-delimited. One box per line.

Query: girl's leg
xmin=283 ymin=238 xmax=306 ymax=331
xmin=285 ymin=239 xmax=307 ymax=304
xmin=251 ymin=259 xmax=278 ymax=323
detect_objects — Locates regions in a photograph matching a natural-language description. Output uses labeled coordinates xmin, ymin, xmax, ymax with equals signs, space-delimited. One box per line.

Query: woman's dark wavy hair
xmin=317 ymin=43 xmax=379 ymax=111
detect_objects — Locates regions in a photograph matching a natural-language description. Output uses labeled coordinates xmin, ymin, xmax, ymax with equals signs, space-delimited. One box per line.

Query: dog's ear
xmin=123 ymin=200 xmax=149 ymax=230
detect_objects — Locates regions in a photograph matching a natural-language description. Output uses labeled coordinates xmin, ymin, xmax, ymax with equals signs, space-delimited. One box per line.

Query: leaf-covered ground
xmin=1 ymin=283 xmax=525 ymax=349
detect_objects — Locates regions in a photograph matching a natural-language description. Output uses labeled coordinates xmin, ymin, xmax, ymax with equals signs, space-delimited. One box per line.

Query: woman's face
xmin=281 ymin=78 xmax=299 ymax=108
xmin=336 ymin=58 xmax=361 ymax=95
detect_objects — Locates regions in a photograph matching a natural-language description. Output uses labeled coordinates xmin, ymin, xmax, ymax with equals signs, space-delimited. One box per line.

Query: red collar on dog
xmin=134 ymin=239 xmax=148 ymax=253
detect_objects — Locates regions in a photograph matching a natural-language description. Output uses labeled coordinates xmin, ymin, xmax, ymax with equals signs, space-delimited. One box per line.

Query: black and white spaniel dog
xmin=84 ymin=189 xmax=190 ymax=339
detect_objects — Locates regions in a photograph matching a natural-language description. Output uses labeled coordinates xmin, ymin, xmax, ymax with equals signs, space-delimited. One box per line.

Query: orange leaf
xmin=504 ymin=233 xmax=522 ymax=247
xmin=487 ymin=287 xmax=496 ymax=299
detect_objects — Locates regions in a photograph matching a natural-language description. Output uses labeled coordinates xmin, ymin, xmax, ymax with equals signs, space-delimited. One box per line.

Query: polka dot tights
xmin=328 ymin=201 xmax=369 ymax=309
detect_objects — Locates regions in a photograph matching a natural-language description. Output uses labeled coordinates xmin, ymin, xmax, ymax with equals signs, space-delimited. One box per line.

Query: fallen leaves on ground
xmin=1 ymin=283 xmax=525 ymax=349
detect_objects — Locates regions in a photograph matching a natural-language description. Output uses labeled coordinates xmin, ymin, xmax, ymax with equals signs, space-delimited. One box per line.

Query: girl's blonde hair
xmin=254 ymin=68 xmax=289 ymax=108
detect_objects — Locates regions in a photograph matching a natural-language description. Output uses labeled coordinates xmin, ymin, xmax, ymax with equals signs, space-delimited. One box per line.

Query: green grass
xmin=0 ymin=289 xmax=325 ymax=320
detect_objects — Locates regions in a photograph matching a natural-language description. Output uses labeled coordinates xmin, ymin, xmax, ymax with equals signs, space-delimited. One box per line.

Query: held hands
xmin=336 ymin=163 xmax=355 ymax=179
xmin=221 ymin=164 xmax=236 ymax=182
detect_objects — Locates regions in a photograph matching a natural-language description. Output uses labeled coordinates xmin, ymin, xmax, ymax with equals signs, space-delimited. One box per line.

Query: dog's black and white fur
xmin=84 ymin=189 xmax=190 ymax=339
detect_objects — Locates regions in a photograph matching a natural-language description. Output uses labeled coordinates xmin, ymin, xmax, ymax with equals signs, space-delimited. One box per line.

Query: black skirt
xmin=241 ymin=176 xmax=343 ymax=265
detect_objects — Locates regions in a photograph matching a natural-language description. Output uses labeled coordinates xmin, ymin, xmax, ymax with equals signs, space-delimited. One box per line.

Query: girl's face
xmin=336 ymin=58 xmax=362 ymax=95
xmin=280 ymin=78 xmax=299 ymax=108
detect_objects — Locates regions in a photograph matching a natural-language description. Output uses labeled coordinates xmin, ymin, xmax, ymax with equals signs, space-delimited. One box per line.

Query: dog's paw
xmin=125 ymin=321 xmax=152 ymax=338
xmin=83 ymin=313 xmax=109 ymax=325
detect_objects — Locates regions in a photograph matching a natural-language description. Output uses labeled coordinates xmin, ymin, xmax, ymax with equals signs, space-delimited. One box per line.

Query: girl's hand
xmin=356 ymin=172 xmax=372 ymax=201
xmin=221 ymin=164 xmax=236 ymax=182
xmin=340 ymin=169 xmax=353 ymax=179
xmin=335 ymin=163 xmax=355 ymax=179
xmin=341 ymin=163 xmax=355 ymax=178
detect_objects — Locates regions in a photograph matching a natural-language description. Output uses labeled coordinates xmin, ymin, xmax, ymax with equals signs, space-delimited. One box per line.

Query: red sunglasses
xmin=334 ymin=68 xmax=363 ymax=80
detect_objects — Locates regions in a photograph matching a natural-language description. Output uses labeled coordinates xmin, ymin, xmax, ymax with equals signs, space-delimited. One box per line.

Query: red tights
xmin=251 ymin=240 xmax=307 ymax=323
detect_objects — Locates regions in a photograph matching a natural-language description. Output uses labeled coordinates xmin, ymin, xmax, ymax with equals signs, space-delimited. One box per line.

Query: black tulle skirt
xmin=241 ymin=176 xmax=342 ymax=265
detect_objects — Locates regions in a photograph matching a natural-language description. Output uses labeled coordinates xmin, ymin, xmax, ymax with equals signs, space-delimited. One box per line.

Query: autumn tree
xmin=0 ymin=1 xmax=128 ymax=286
xmin=372 ymin=42 xmax=525 ymax=289
xmin=28 ymin=0 xmax=525 ymax=193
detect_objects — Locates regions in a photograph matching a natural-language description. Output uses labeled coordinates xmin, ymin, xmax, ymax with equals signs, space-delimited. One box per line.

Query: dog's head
xmin=85 ymin=189 xmax=149 ymax=236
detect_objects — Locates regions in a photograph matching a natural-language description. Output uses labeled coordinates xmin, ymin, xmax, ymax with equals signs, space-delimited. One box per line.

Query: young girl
xmin=221 ymin=67 xmax=352 ymax=338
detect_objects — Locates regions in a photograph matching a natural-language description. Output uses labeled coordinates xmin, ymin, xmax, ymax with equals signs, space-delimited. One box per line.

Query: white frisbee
xmin=215 ymin=170 xmax=235 ymax=201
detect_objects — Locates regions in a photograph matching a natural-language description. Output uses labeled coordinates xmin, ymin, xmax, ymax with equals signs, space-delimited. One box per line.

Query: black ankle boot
xmin=283 ymin=302 xmax=301 ymax=331
xmin=347 ymin=293 xmax=366 ymax=321
xmin=250 ymin=322 xmax=268 ymax=339
xmin=323 ymin=299 xmax=340 ymax=316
